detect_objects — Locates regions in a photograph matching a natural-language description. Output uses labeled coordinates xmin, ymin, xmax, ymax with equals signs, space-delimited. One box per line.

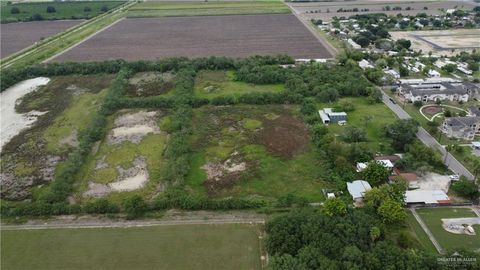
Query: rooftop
xmin=347 ymin=180 xmax=372 ymax=200
xmin=405 ymin=190 xmax=450 ymax=204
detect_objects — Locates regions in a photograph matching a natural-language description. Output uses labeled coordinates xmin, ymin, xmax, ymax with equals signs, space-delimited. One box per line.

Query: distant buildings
xmin=319 ymin=108 xmax=347 ymax=124
xmin=347 ymin=39 xmax=361 ymax=49
xmin=441 ymin=116 xmax=480 ymax=141
xmin=358 ymin=59 xmax=374 ymax=70
xmin=356 ymin=160 xmax=394 ymax=172
xmin=399 ymin=81 xmax=477 ymax=103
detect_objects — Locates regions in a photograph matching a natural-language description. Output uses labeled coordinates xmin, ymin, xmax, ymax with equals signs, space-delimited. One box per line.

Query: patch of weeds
xmin=242 ymin=118 xmax=262 ymax=130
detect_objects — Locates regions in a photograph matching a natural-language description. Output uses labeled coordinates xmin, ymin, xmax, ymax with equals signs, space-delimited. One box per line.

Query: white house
xmin=347 ymin=180 xmax=372 ymax=202
xmin=358 ymin=59 xmax=374 ymax=70
xmin=427 ymin=69 xmax=441 ymax=78
xmin=356 ymin=160 xmax=394 ymax=172
xmin=347 ymin=39 xmax=361 ymax=49
xmin=400 ymin=82 xmax=475 ymax=103
xmin=385 ymin=69 xmax=400 ymax=79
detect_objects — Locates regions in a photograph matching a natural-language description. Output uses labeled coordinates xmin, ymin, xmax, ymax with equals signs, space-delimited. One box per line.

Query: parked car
xmin=389 ymin=97 xmax=396 ymax=104
xmin=449 ymin=174 xmax=460 ymax=181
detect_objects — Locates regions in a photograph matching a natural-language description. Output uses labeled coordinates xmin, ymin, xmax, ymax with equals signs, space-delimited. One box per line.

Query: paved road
xmin=410 ymin=208 xmax=444 ymax=254
xmin=381 ymin=90 xmax=475 ymax=180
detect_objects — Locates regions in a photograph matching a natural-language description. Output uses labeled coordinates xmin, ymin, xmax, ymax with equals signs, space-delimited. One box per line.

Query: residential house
xmin=427 ymin=69 xmax=441 ymax=78
xmin=385 ymin=69 xmax=400 ymax=79
xmin=347 ymin=180 xmax=372 ymax=202
xmin=356 ymin=160 xmax=394 ymax=172
xmin=441 ymin=116 xmax=480 ymax=140
xmin=319 ymin=108 xmax=347 ymax=124
xmin=347 ymin=38 xmax=361 ymax=49
xmin=358 ymin=59 xmax=374 ymax=70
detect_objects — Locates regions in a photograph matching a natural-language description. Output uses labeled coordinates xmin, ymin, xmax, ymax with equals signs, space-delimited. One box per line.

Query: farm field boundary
xmin=0 ymin=1 xmax=135 ymax=70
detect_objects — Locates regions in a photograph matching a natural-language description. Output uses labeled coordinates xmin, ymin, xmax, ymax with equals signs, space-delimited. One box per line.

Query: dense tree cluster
xmin=266 ymin=209 xmax=451 ymax=270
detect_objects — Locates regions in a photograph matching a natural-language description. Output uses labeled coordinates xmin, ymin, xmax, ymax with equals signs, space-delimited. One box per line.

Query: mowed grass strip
xmin=1 ymin=224 xmax=263 ymax=270
xmin=128 ymin=1 xmax=290 ymax=17
xmin=416 ymin=207 xmax=480 ymax=251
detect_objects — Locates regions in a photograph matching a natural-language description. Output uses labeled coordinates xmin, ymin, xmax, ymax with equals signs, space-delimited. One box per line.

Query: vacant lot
xmin=1 ymin=224 xmax=263 ymax=270
xmin=0 ymin=75 xmax=113 ymax=201
xmin=1 ymin=1 xmax=124 ymax=23
xmin=0 ymin=20 xmax=82 ymax=58
xmin=416 ymin=207 xmax=480 ymax=251
xmin=289 ymin=0 xmax=476 ymax=20
xmin=390 ymin=29 xmax=480 ymax=55
xmin=77 ymin=109 xmax=169 ymax=203
xmin=194 ymin=70 xmax=284 ymax=99
xmin=51 ymin=14 xmax=334 ymax=62
xmin=186 ymin=105 xmax=331 ymax=201
xmin=128 ymin=0 xmax=290 ymax=17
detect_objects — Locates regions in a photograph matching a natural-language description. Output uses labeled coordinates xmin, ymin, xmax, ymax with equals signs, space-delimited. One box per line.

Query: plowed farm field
xmin=1 ymin=20 xmax=82 ymax=58
xmin=51 ymin=14 xmax=333 ymax=62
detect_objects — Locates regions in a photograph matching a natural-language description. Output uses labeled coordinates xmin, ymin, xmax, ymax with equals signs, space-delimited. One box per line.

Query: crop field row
xmin=50 ymin=14 xmax=334 ymax=62
xmin=0 ymin=20 xmax=82 ymax=58
xmin=127 ymin=0 xmax=290 ymax=17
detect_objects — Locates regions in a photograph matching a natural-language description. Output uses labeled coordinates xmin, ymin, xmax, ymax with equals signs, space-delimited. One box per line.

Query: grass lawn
xmin=128 ymin=0 xmax=290 ymax=17
xmin=416 ymin=207 xmax=480 ymax=251
xmin=185 ymin=105 xmax=332 ymax=201
xmin=449 ymin=146 xmax=480 ymax=179
xmin=194 ymin=70 xmax=284 ymax=99
xmin=1 ymin=224 xmax=263 ymax=270
xmin=317 ymin=97 xmax=396 ymax=153
xmin=1 ymin=1 xmax=124 ymax=23
xmin=405 ymin=211 xmax=437 ymax=253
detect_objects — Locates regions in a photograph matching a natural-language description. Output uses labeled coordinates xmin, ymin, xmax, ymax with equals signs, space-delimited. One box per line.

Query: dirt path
xmin=1 ymin=210 xmax=266 ymax=230
xmin=410 ymin=207 xmax=444 ymax=254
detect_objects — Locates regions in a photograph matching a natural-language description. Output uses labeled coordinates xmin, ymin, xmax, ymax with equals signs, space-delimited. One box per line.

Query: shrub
xmin=123 ymin=195 xmax=148 ymax=219
xmin=101 ymin=5 xmax=109 ymax=12
xmin=413 ymin=100 xmax=423 ymax=107
xmin=46 ymin=6 xmax=56 ymax=13
xmin=10 ymin=7 xmax=20 ymax=14
xmin=84 ymin=6 xmax=91 ymax=12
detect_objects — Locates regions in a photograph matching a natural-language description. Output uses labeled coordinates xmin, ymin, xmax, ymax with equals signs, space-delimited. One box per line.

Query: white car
xmin=449 ymin=174 xmax=460 ymax=181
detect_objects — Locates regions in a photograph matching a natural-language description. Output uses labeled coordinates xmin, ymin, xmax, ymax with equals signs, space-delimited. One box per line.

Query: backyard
xmin=1 ymin=223 xmax=263 ymax=270
xmin=416 ymin=207 xmax=480 ymax=251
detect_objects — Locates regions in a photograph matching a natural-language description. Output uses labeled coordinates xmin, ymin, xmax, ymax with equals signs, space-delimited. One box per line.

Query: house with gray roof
xmin=441 ymin=116 xmax=480 ymax=141
xmin=400 ymin=82 xmax=477 ymax=103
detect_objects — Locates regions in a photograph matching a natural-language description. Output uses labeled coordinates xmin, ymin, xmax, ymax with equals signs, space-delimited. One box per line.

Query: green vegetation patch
xmin=1 ymin=224 xmax=263 ymax=270
xmin=76 ymin=110 xmax=169 ymax=203
xmin=186 ymin=105 xmax=331 ymax=201
xmin=318 ymin=97 xmax=396 ymax=152
xmin=127 ymin=72 xmax=175 ymax=97
xmin=1 ymin=1 xmax=125 ymax=23
xmin=194 ymin=70 xmax=284 ymax=99
xmin=128 ymin=0 xmax=290 ymax=18
xmin=417 ymin=207 xmax=480 ymax=251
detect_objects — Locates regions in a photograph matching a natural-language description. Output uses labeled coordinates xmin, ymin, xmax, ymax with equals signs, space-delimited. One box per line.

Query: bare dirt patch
xmin=51 ymin=14 xmax=333 ymax=62
xmin=128 ymin=72 xmax=174 ymax=97
xmin=422 ymin=106 xmax=442 ymax=116
xmin=107 ymin=110 xmax=161 ymax=144
xmin=256 ymin=114 xmax=308 ymax=158
xmin=202 ymin=151 xmax=252 ymax=195
xmin=83 ymin=156 xmax=150 ymax=197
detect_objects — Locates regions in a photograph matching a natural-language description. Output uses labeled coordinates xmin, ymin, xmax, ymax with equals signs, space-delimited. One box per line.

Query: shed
xmin=347 ymin=180 xmax=372 ymax=201
xmin=405 ymin=190 xmax=450 ymax=205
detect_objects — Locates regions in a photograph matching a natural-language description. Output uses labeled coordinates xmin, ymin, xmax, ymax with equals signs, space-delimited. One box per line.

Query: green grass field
xmin=1 ymin=224 xmax=263 ymax=270
xmin=1 ymin=1 xmax=124 ymax=23
xmin=405 ymin=212 xmax=437 ymax=253
xmin=128 ymin=0 xmax=290 ymax=17
xmin=416 ymin=207 xmax=480 ymax=251
xmin=318 ymin=97 xmax=396 ymax=152
xmin=194 ymin=70 xmax=284 ymax=99
xmin=185 ymin=105 xmax=332 ymax=201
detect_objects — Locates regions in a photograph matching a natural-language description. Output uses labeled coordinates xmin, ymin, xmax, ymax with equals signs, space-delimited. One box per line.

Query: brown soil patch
xmin=202 ymin=152 xmax=254 ymax=196
xmin=422 ymin=106 xmax=442 ymax=115
xmin=256 ymin=114 xmax=308 ymax=158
